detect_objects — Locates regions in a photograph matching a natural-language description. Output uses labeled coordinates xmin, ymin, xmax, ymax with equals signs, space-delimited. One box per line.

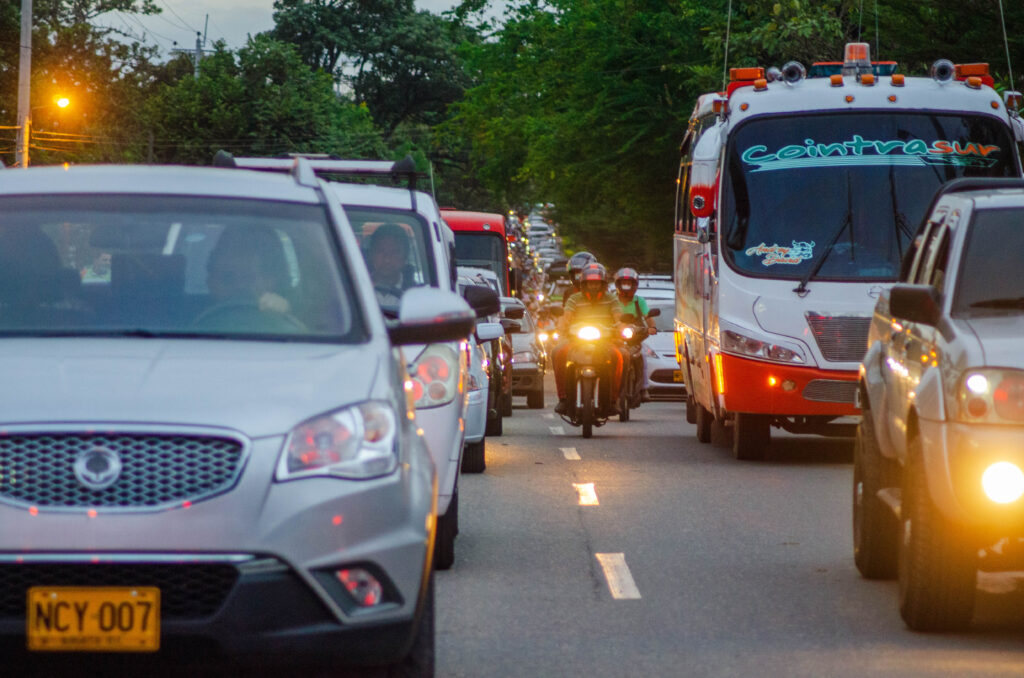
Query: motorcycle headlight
xmin=720 ymin=325 xmax=805 ymax=364
xmin=277 ymin=402 xmax=398 ymax=481
xmin=538 ymin=332 xmax=549 ymax=343
xmin=577 ymin=326 xmax=602 ymax=341
xmin=409 ymin=344 xmax=461 ymax=408
xmin=513 ymin=350 xmax=537 ymax=364
xmin=621 ymin=327 xmax=635 ymax=340
xmin=956 ymin=368 xmax=1024 ymax=423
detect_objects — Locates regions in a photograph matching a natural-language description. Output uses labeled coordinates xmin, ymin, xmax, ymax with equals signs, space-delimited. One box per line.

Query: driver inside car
xmin=204 ymin=225 xmax=292 ymax=315
xmin=366 ymin=223 xmax=412 ymax=308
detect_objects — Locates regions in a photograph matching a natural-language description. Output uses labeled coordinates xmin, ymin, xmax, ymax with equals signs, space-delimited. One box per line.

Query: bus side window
xmin=676 ymin=131 xmax=694 ymax=235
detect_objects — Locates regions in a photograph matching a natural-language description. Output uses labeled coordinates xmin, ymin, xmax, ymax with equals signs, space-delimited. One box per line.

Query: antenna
xmin=721 ymin=0 xmax=733 ymax=91
xmin=998 ymin=0 xmax=1016 ymax=90
xmin=874 ymin=0 xmax=879 ymax=60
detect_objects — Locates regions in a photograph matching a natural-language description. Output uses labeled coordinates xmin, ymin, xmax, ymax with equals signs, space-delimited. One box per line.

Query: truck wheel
xmin=733 ymin=413 xmax=770 ymax=461
xmin=581 ymin=379 xmax=595 ymax=439
xmin=695 ymin=402 xmax=712 ymax=443
xmin=898 ymin=439 xmax=977 ymax=631
xmin=853 ymin=412 xmax=898 ymax=579
xmin=685 ymin=395 xmax=697 ymax=425
xmin=461 ymin=439 xmax=485 ymax=474
xmin=527 ymin=388 xmax=545 ymax=409
xmin=433 ymin=487 xmax=458 ymax=571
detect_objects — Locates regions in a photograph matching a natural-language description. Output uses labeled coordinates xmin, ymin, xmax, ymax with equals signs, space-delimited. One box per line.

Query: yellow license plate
xmin=27 ymin=587 xmax=160 ymax=652
xmin=672 ymin=370 xmax=684 ymax=383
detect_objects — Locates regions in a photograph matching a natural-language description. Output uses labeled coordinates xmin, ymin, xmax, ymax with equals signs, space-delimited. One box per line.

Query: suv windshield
xmin=344 ymin=206 xmax=436 ymax=315
xmin=0 ymin=195 xmax=360 ymax=341
xmin=722 ymin=112 xmax=1017 ymax=282
xmin=954 ymin=208 xmax=1024 ymax=316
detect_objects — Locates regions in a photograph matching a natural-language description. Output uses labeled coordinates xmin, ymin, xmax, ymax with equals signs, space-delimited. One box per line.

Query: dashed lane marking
xmin=560 ymin=447 xmax=581 ymax=460
xmin=595 ymin=553 xmax=642 ymax=600
xmin=573 ymin=482 xmax=599 ymax=506
xmin=549 ymin=426 xmax=565 ymax=435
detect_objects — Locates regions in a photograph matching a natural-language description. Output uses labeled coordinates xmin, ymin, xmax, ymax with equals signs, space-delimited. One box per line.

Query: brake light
xmin=993 ymin=376 xmax=1024 ymax=422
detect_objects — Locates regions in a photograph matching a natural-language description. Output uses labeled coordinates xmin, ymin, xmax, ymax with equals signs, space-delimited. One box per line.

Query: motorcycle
xmin=561 ymin=323 xmax=619 ymax=438
xmin=617 ymin=308 xmax=661 ymax=422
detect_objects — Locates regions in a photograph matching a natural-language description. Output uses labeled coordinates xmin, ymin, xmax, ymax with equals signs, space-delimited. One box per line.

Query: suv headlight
xmin=719 ymin=323 xmax=805 ymax=364
xmin=956 ymin=368 xmax=1024 ymax=423
xmin=277 ymin=402 xmax=398 ymax=481
xmin=409 ymin=344 xmax=461 ymax=408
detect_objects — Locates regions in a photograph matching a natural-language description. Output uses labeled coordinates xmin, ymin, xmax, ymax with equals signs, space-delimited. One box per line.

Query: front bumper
xmin=0 ymin=434 xmax=434 ymax=667
xmin=919 ymin=418 xmax=1024 ymax=531
xmin=716 ymin=352 xmax=859 ymax=416
xmin=646 ymin=355 xmax=686 ymax=401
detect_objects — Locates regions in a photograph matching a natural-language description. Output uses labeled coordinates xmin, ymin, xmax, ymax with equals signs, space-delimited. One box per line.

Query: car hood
xmin=965 ymin=315 xmax=1024 ymax=368
xmin=0 ymin=338 xmax=379 ymax=437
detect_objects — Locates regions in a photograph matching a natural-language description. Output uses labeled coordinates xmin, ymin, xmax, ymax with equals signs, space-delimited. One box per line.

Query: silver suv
xmin=856 ymin=177 xmax=1024 ymax=631
xmin=0 ymin=163 xmax=474 ymax=673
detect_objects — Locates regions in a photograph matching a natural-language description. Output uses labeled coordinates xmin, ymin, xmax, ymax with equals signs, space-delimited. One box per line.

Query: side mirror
xmin=503 ymin=304 xmax=525 ymax=320
xmin=388 ymin=288 xmax=476 ymax=345
xmin=696 ymin=217 xmax=711 ymax=244
xmin=475 ymin=321 xmax=504 ymax=342
xmin=501 ymin=318 xmax=522 ymax=333
xmin=647 ymin=308 xmax=661 ymax=318
xmin=463 ymin=285 xmax=501 ymax=318
xmin=890 ymin=284 xmax=941 ymax=326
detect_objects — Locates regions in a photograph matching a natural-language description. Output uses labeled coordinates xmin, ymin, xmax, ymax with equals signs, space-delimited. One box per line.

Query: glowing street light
xmin=56 ymin=97 xmax=70 ymax=109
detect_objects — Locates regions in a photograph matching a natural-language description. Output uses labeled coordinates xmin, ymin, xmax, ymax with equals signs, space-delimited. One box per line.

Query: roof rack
xmin=212 ymin=150 xmax=423 ymax=190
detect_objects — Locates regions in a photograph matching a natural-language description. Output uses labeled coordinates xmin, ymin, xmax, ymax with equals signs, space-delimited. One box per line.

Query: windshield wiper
xmin=793 ymin=210 xmax=851 ymax=297
xmin=969 ymin=296 xmax=1024 ymax=309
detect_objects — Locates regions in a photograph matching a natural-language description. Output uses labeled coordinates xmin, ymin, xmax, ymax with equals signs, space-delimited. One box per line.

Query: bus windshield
xmin=454 ymin=232 xmax=507 ymax=294
xmin=721 ymin=111 xmax=1018 ymax=282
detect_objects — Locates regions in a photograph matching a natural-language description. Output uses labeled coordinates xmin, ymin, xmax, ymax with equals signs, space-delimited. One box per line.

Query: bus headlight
xmin=720 ymin=324 xmax=806 ymax=364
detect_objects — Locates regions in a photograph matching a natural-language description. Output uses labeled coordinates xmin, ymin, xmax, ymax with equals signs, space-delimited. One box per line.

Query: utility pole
xmin=16 ymin=0 xmax=32 ymax=168
xmin=171 ymin=16 xmax=212 ymax=80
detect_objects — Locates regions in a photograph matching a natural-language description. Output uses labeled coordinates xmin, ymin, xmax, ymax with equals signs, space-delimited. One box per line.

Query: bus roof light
xmin=753 ymin=78 xmax=768 ymax=91
xmin=956 ymin=63 xmax=990 ymax=78
xmin=842 ymin=42 xmax=872 ymax=76
xmin=781 ymin=61 xmax=806 ymax=84
xmin=891 ymin=73 xmax=905 ymax=86
xmin=730 ymin=67 xmax=765 ymax=82
xmin=931 ymin=59 xmax=955 ymax=83
xmin=829 ymin=74 xmax=844 ymax=87
xmin=966 ymin=76 xmax=983 ymax=89
xmin=859 ymin=73 xmax=875 ymax=86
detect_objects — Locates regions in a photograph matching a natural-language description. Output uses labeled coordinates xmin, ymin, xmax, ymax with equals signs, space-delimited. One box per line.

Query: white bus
xmin=674 ymin=43 xmax=1024 ymax=460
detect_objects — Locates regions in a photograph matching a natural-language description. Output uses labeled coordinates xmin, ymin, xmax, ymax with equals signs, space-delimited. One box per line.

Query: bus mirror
xmin=696 ymin=217 xmax=711 ymax=244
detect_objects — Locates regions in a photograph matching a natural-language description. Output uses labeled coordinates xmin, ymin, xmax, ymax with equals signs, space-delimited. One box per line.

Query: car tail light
xmin=410 ymin=345 xmax=461 ymax=408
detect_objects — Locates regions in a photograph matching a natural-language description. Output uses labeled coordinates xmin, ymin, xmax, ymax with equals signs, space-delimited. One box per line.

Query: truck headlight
xmin=957 ymin=368 xmax=1024 ymax=423
xmin=277 ymin=402 xmax=398 ymax=481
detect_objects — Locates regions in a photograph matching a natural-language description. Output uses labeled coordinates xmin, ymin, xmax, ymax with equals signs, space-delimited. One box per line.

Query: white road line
xmin=549 ymin=426 xmax=565 ymax=435
xmin=560 ymin=447 xmax=581 ymax=460
xmin=573 ymin=482 xmax=599 ymax=506
xmin=542 ymin=413 xmax=556 ymax=420
xmin=595 ymin=553 xmax=642 ymax=600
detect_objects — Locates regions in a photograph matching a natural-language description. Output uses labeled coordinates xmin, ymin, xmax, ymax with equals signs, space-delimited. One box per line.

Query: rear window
xmin=0 ymin=195 xmax=362 ymax=341
xmin=953 ymin=208 xmax=1024 ymax=316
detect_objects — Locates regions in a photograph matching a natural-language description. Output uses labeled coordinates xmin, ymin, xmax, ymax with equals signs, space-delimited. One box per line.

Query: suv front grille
xmin=0 ymin=562 xmax=239 ymax=619
xmin=805 ymin=314 xmax=871 ymax=363
xmin=0 ymin=434 xmax=245 ymax=509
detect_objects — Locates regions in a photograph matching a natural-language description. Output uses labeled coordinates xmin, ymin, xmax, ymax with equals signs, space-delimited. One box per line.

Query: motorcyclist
xmin=552 ymin=262 xmax=627 ymax=416
xmin=561 ymin=251 xmax=597 ymax=307
xmin=613 ymin=267 xmax=656 ymax=403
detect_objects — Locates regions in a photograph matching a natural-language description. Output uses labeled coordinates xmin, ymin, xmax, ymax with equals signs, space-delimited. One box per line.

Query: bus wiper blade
xmin=969 ymin=296 xmax=1024 ymax=309
xmin=793 ymin=211 xmax=851 ymax=297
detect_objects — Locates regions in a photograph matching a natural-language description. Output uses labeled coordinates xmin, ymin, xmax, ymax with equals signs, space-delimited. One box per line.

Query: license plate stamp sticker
xmin=745 ymin=241 xmax=815 ymax=266
xmin=27 ymin=587 xmax=160 ymax=652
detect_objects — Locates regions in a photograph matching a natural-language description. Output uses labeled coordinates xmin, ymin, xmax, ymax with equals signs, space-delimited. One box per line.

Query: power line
xmin=157 ymin=0 xmax=199 ymax=33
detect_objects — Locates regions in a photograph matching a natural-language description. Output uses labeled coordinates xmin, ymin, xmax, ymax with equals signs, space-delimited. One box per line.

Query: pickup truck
xmin=855 ymin=177 xmax=1024 ymax=631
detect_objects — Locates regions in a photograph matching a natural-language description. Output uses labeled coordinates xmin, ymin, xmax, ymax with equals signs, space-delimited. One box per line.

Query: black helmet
xmin=567 ymin=251 xmax=597 ymax=283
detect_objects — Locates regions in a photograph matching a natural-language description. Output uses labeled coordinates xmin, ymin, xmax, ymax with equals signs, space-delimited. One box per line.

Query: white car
xmin=643 ymin=300 xmax=686 ymax=400
xmin=457 ymin=274 xmax=504 ymax=473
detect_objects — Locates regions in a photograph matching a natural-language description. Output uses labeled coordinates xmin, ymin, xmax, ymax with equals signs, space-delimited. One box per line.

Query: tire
xmin=581 ymin=378 xmax=594 ymax=439
xmin=527 ymin=388 xmax=545 ymax=409
xmin=461 ymin=439 xmax=485 ymax=474
xmin=695 ymin=402 xmax=712 ymax=444
xmin=433 ymin=487 xmax=458 ymax=571
xmin=685 ymin=395 xmax=697 ymax=425
xmin=485 ymin=410 xmax=502 ymax=437
xmin=898 ymin=438 xmax=977 ymax=631
xmin=852 ymin=412 xmax=899 ymax=579
xmin=618 ymin=368 xmax=631 ymax=423
xmin=501 ymin=390 xmax=513 ymax=417
xmin=386 ymin=573 xmax=435 ymax=678
xmin=733 ymin=413 xmax=770 ymax=461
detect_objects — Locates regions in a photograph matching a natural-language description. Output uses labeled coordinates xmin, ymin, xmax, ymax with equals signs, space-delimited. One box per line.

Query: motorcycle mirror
xmin=647 ymin=308 xmax=661 ymax=318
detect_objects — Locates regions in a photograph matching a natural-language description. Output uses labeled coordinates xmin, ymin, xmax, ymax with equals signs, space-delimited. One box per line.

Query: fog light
xmin=336 ymin=568 xmax=383 ymax=607
xmin=982 ymin=462 xmax=1024 ymax=504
